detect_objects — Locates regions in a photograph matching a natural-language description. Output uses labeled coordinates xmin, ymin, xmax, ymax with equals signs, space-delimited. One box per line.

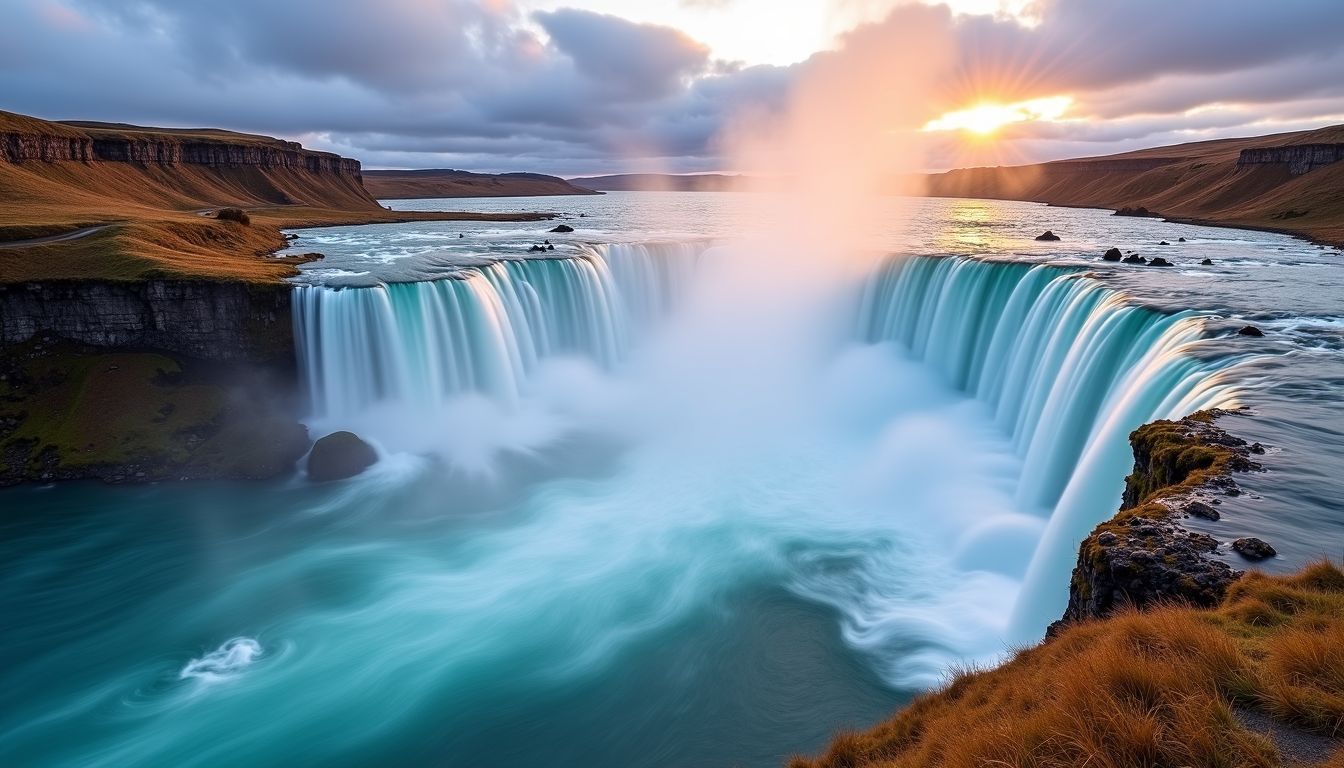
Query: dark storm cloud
xmin=0 ymin=0 xmax=1341 ymax=173
xmin=534 ymin=9 xmax=711 ymax=98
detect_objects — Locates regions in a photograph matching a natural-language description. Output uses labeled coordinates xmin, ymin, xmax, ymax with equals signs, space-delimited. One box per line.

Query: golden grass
xmin=0 ymin=110 xmax=556 ymax=283
xmin=794 ymin=563 xmax=1344 ymax=768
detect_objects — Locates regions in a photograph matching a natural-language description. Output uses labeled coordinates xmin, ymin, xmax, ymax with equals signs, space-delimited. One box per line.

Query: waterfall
xmin=293 ymin=245 xmax=1246 ymax=641
xmin=293 ymin=242 xmax=703 ymax=419
xmin=858 ymin=255 xmax=1244 ymax=637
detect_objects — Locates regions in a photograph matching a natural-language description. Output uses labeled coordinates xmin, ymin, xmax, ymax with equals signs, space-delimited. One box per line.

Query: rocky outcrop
xmin=1054 ymin=411 xmax=1263 ymax=631
xmin=2 ymin=129 xmax=362 ymax=179
xmin=0 ymin=280 xmax=306 ymax=485
xmin=0 ymin=281 xmax=294 ymax=364
xmin=307 ymin=431 xmax=378 ymax=482
xmin=1237 ymin=144 xmax=1344 ymax=176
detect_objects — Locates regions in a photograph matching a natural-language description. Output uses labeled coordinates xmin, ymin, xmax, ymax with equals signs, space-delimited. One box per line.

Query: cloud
xmin=535 ymin=9 xmax=710 ymax=99
xmin=0 ymin=0 xmax=1341 ymax=174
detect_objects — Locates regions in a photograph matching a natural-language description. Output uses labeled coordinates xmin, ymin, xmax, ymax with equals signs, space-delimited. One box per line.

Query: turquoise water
xmin=3 ymin=195 xmax=1342 ymax=766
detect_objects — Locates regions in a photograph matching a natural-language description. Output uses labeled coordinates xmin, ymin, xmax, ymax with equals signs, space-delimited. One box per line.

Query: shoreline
xmin=925 ymin=193 xmax=1344 ymax=249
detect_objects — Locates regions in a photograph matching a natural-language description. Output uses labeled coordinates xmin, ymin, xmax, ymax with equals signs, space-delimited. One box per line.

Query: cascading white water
xmin=293 ymin=242 xmax=703 ymax=419
xmin=859 ymin=255 xmax=1244 ymax=637
xmin=291 ymin=246 xmax=1245 ymax=649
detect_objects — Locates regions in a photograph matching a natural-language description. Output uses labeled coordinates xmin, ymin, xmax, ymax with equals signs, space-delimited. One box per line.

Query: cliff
xmin=0 ymin=110 xmax=554 ymax=283
xmin=363 ymin=169 xmax=600 ymax=199
xmin=0 ymin=280 xmax=294 ymax=363
xmin=0 ymin=280 xmax=306 ymax=486
xmin=0 ymin=110 xmax=378 ymax=217
xmin=1237 ymin=144 xmax=1344 ymax=176
xmin=925 ymin=123 xmax=1344 ymax=246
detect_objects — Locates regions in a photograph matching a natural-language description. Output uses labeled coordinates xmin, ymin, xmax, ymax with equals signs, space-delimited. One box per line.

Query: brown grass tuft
xmin=797 ymin=563 xmax=1344 ymax=768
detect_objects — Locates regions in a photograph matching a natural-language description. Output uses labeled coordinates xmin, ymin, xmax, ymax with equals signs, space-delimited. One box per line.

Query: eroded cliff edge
xmin=1053 ymin=409 xmax=1266 ymax=630
xmin=0 ymin=280 xmax=308 ymax=485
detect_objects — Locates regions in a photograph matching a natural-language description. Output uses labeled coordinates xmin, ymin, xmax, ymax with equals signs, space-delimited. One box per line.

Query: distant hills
xmin=363 ymin=169 xmax=600 ymax=199
xmin=925 ymin=124 xmax=1344 ymax=245
xmin=565 ymin=173 xmax=744 ymax=192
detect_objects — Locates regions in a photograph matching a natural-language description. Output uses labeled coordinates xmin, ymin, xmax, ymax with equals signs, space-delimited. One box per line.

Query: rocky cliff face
xmin=1237 ymin=144 xmax=1344 ymax=175
xmin=2 ymin=129 xmax=362 ymax=179
xmin=1053 ymin=410 xmax=1263 ymax=631
xmin=0 ymin=281 xmax=294 ymax=365
xmin=0 ymin=281 xmax=307 ymax=486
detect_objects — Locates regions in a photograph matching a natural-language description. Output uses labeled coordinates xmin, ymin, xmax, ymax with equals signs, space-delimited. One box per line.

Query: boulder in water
xmin=1238 ymin=325 xmax=1265 ymax=337
xmin=1201 ymin=258 xmax=1214 ymax=265
xmin=1232 ymin=537 xmax=1277 ymax=561
xmin=1184 ymin=500 xmax=1220 ymax=521
xmin=1178 ymin=237 xmax=1187 ymax=242
xmin=1102 ymin=247 xmax=1123 ymax=261
xmin=1122 ymin=255 xmax=1147 ymax=264
xmin=550 ymin=224 xmax=575 ymax=233
xmin=1034 ymin=230 xmax=1060 ymax=241
xmin=1147 ymin=257 xmax=1174 ymax=267
xmin=1158 ymin=241 xmax=1170 ymax=246
xmin=307 ymin=431 xmax=377 ymax=482
xmin=1114 ymin=206 xmax=1155 ymax=217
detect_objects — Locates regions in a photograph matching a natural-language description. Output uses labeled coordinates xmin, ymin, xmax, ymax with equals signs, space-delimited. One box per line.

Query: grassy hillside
xmin=364 ymin=169 xmax=600 ymax=199
xmin=926 ymin=125 xmax=1344 ymax=246
xmin=795 ymin=562 xmax=1344 ymax=768
xmin=0 ymin=110 xmax=552 ymax=283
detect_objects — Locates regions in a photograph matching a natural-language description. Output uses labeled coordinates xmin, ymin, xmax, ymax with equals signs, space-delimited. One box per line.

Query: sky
xmin=2 ymin=0 xmax=1343 ymax=175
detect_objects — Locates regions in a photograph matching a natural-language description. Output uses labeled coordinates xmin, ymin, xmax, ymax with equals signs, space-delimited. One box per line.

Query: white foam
xmin=179 ymin=637 xmax=262 ymax=684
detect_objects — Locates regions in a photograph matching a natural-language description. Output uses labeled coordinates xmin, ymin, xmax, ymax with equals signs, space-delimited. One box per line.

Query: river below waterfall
xmin=3 ymin=194 xmax=1342 ymax=767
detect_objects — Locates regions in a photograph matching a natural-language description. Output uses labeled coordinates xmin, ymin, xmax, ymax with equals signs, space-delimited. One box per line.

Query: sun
xmin=924 ymin=96 xmax=1073 ymax=136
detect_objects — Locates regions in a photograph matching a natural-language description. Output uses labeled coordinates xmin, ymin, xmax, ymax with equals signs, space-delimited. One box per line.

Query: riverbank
xmin=924 ymin=124 xmax=1344 ymax=247
xmin=794 ymin=410 xmax=1344 ymax=767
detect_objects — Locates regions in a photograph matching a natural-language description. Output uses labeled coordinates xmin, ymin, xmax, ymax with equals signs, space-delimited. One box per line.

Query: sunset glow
xmin=924 ymin=96 xmax=1073 ymax=136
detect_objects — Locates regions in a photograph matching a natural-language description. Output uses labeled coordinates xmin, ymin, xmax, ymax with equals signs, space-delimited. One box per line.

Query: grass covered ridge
xmin=794 ymin=563 xmax=1344 ymax=768
xmin=0 ymin=109 xmax=556 ymax=283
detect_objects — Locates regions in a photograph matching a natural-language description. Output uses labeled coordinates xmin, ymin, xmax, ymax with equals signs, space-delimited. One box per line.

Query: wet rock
xmin=550 ymin=224 xmax=575 ymax=233
xmin=1201 ymin=258 xmax=1214 ymax=265
xmin=1178 ymin=237 xmax=1187 ymax=242
xmin=307 ymin=431 xmax=377 ymax=482
xmin=1102 ymin=247 xmax=1123 ymax=261
xmin=1123 ymin=255 xmax=1147 ymax=264
xmin=1147 ymin=257 xmax=1174 ymax=267
xmin=1184 ymin=500 xmax=1220 ymax=520
xmin=1233 ymin=537 xmax=1277 ymax=561
xmin=1054 ymin=410 xmax=1262 ymax=632
xmin=1114 ymin=206 xmax=1156 ymax=217
xmin=1158 ymin=240 xmax=1171 ymax=246
xmin=1034 ymin=230 xmax=1061 ymax=241
xmin=1238 ymin=325 xmax=1265 ymax=337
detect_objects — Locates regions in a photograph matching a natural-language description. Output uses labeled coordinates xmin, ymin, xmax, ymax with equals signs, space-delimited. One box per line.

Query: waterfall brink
xmin=859 ymin=255 xmax=1244 ymax=638
xmin=293 ymin=242 xmax=703 ymax=419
